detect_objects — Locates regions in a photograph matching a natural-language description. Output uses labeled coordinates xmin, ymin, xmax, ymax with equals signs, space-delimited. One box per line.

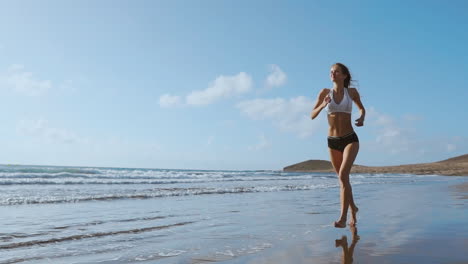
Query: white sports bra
xmin=326 ymin=88 xmax=352 ymax=114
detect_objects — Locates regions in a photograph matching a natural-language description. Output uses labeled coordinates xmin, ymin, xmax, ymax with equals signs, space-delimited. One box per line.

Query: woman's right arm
xmin=311 ymin=88 xmax=330 ymax=120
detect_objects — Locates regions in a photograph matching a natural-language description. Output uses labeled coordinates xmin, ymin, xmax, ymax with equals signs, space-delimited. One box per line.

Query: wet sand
xmin=220 ymin=181 xmax=468 ymax=264
xmin=1 ymin=172 xmax=466 ymax=263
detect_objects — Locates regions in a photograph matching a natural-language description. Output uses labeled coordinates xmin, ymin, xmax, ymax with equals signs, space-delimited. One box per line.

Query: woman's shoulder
xmin=315 ymin=88 xmax=330 ymax=99
xmin=320 ymin=88 xmax=331 ymax=94
xmin=347 ymin=87 xmax=360 ymax=97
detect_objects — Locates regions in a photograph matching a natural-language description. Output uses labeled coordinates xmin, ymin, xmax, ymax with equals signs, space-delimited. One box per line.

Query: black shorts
xmin=327 ymin=132 xmax=359 ymax=152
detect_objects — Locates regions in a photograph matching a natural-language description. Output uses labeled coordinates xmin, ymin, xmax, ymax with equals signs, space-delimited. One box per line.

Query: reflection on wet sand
xmin=335 ymin=226 xmax=360 ymax=264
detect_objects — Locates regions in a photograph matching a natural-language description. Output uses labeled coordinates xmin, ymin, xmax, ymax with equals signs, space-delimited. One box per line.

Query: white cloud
xmin=265 ymin=64 xmax=287 ymax=89
xmin=367 ymin=107 xmax=411 ymax=154
xmin=159 ymin=94 xmax=182 ymax=108
xmin=17 ymin=119 xmax=85 ymax=144
xmin=0 ymin=64 xmax=52 ymax=96
xmin=186 ymin=72 xmax=253 ymax=106
xmin=237 ymin=96 xmax=322 ymax=138
xmin=363 ymin=107 xmax=468 ymax=165
xmin=375 ymin=114 xmax=393 ymax=126
xmin=248 ymin=133 xmax=271 ymax=151
xmin=446 ymin=143 xmax=456 ymax=152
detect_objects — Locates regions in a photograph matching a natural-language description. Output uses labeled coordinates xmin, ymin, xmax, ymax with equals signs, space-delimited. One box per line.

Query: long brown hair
xmin=333 ymin=63 xmax=353 ymax=88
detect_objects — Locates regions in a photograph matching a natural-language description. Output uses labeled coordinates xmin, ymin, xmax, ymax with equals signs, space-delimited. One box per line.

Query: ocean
xmin=0 ymin=165 xmax=466 ymax=263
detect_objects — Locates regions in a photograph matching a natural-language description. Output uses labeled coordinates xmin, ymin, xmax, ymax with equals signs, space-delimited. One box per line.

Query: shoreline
xmin=284 ymin=165 xmax=468 ymax=176
xmin=1 ymin=170 xmax=466 ymax=263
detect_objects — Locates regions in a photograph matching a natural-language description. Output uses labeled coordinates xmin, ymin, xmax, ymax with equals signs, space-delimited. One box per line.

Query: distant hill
xmin=283 ymin=154 xmax=468 ymax=176
xmin=436 ymin=154 xmax=468 ymax=164
xmin=283 ymin=160 xmax=334 ymax=171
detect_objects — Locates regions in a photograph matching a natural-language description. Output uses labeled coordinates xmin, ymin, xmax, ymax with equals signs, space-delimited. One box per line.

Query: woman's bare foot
xmin=334 ymin=219 xmax=347 ymax=228
xmin=349 ymin=207 xmax=359 ymax=226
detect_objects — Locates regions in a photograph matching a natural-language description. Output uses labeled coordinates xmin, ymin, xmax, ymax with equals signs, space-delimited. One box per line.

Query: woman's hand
xmin=311 ymin=89 xmax=331 ymax=120
xmin=321 ymin=95 xmax=331 ymax=108
xmin=355 ymin=116 xmax=364 ymax=127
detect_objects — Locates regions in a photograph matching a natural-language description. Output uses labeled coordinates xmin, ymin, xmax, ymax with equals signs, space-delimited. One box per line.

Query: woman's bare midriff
xmin=327 ymin=113 xmax=354 ymax=137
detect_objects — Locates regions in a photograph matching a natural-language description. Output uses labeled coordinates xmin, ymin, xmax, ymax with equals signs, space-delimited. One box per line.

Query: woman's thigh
xmin=340 ymin=142 xmax=360 ymax=177
xmin=329 ymin=148 xmax=343 ymax=174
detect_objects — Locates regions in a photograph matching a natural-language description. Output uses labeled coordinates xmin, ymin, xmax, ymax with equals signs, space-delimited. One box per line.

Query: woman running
xmin=311 ymin=63 xmax=366 ymax=228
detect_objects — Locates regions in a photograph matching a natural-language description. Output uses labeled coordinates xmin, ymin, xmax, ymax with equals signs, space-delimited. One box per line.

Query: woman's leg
xmin=329 ymin=148 xmax=343 ymax=175
xmin=329 ymin=148 xmax=346 ymax=227
xmin=338 ymin=142 xmax=359 ymax=227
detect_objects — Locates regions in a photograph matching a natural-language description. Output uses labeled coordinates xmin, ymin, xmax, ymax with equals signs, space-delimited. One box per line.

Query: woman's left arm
xmin=349 ymin=88 xmax=365 ymax=127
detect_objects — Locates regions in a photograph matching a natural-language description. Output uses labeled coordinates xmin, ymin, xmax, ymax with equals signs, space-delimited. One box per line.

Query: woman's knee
xmin=338 ymin=175 xmax=350 ymax=185
xmin=338 ymin=170 xmax=351 ymax=181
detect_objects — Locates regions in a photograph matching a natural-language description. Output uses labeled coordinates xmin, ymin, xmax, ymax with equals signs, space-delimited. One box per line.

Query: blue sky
xmin=0 ymin=1 xmax=466 ymax=170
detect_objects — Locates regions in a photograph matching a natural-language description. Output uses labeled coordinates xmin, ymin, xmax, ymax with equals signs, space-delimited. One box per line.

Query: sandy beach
xmin=0 ymin=165 xmax=467 ymax=263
